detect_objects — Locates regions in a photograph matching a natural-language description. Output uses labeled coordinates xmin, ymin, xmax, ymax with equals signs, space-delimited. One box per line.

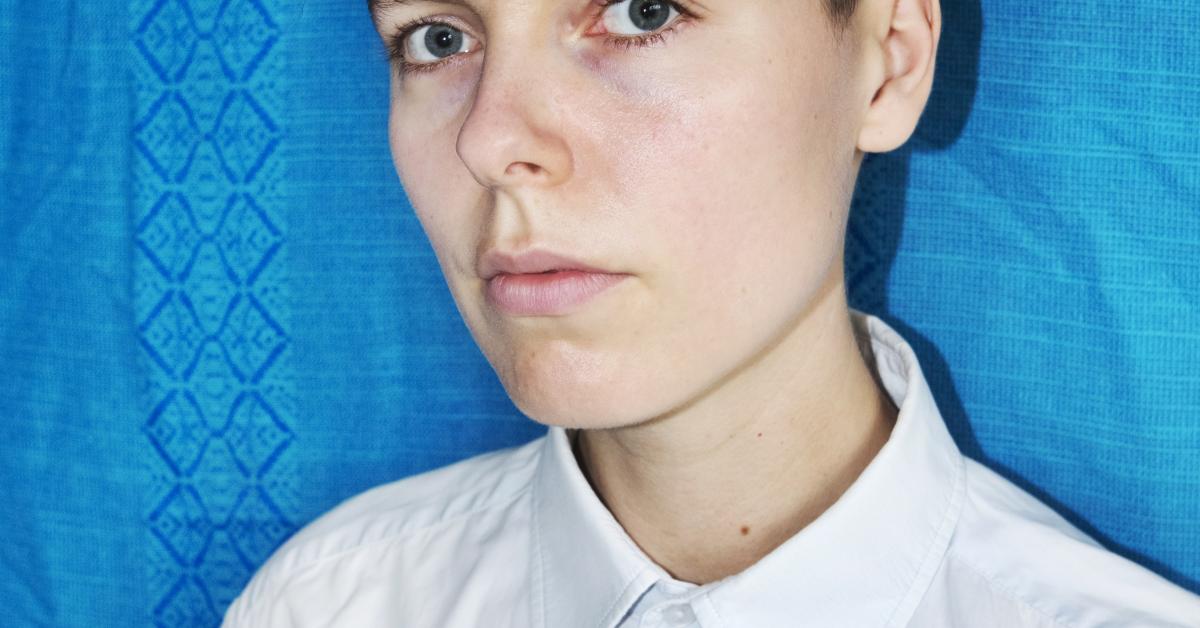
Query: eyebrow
xmin=369 ymin=0 xmax=473 ymax=15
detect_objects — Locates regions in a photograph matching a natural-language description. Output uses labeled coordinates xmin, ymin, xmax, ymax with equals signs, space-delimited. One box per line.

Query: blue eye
xmin=404 ymin=23 xmax=477 ymax=63
xmin=385 ymin=0 xmax=692 ymax=78
xmin=601 ymin=0 xmax=682 ymax=35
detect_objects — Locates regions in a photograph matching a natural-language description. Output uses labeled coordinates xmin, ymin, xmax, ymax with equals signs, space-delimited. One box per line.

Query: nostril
xmin=505 ymin=161 xmax=542 ymax=177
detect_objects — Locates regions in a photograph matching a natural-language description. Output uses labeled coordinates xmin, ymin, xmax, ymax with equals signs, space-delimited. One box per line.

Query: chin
xmin=497 ymin=356 xmax=666 ymax=431
xmin=501 ymin=376 xmax=630 ymax=430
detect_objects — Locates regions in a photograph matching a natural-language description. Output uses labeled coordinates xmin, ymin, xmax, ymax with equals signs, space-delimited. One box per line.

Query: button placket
xmin=662 ymin=603 xmax=695 ymax=625
xmin=633 ymin=579 xmax=702 ymax=627
xmin=638 ymin=605 xmax=664 ymax=627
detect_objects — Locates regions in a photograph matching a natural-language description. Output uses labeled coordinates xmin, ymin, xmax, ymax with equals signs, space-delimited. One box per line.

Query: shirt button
xmin=662 ymin=604 xmax=695 ymax=625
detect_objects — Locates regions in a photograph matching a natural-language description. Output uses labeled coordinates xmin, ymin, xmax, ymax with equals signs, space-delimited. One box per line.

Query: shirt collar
xmin=531 ymin=311 xmax=967 ymax=628
xmin=531 ymin=405 xmax=667 ymax=627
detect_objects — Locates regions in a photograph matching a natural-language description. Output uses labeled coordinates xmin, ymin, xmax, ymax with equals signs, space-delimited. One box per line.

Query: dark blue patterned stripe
xmin=131 ymin=0 xmax=296 ymax=624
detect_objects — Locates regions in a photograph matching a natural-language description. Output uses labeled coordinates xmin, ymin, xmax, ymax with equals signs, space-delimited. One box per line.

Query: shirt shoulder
xmin=221 ymin=434 xmax=545 ymax=627
xmin=912 ymin=457 xmax=1200 ymax=627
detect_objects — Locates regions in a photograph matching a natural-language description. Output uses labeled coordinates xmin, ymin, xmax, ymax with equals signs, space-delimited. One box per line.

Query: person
xmin=223 ymin=0 xmax=1200 ymax=625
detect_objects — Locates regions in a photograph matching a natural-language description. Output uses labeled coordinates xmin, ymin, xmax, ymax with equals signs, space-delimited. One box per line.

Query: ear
xmin=856 ymin=0 xmax=942 ymax=153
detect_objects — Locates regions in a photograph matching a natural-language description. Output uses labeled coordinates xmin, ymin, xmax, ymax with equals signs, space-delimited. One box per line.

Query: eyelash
xmin=384 ymin=0 xmax=695 ymax=78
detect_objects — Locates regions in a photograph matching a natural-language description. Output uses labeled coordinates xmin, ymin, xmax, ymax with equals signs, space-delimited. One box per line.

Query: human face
xmin=373 ymin=0 xmax=867 ymax=429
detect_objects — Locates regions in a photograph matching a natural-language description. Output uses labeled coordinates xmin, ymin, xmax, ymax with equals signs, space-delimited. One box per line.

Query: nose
xmin=455 ymin=41 xmax=574 ymax=192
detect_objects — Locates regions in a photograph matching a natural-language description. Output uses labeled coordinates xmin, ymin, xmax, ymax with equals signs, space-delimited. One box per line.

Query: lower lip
xmin=485 ymin=270 xmax=629 ymax=316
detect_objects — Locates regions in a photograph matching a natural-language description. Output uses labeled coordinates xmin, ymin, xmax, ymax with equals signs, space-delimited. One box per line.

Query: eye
xmin=403 ymin=22 xmax=477 ymax=64
xmin=600 ymin=0 xmax=682 ymax=36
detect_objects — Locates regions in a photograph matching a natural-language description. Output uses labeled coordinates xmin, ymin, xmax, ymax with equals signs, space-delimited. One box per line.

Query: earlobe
xmin=856 ymin=0 xmax=942 ymax=153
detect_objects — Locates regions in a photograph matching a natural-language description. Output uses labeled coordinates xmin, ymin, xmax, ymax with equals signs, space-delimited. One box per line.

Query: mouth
xmin=478 ymin=248 xmax=616 ymax=279
xmin=478 ymin=247 xmax=629 ymax=316
xmin=485 ymin=270 xmax=629 ymax=317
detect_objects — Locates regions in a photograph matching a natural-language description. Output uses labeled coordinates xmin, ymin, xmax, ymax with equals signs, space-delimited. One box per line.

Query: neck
xmin=571 ymin=272 xmax=898 ymax=585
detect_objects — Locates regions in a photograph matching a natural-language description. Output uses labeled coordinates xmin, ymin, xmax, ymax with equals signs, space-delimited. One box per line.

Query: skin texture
xmin=372 ymin=0 xmax=941 ymax=584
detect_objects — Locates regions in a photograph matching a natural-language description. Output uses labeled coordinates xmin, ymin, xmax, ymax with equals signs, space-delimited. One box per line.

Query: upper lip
xmin=479 ymin=248 xmax=617 ymax=280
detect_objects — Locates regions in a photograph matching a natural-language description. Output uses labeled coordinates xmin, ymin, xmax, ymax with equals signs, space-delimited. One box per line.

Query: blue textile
xmin=0 ymin=0 xmax=1196 ymax=626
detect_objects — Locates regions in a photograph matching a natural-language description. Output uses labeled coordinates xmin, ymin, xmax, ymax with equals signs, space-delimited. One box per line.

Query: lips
xmin=479 ymin=248 xmax=628 ymax=316
xmin=478 ymin=248 xmax=613 ymax=280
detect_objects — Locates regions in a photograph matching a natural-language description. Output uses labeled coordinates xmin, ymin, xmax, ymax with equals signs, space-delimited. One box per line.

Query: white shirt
xmin=223 ymin=312 xmax=1200 ymax=627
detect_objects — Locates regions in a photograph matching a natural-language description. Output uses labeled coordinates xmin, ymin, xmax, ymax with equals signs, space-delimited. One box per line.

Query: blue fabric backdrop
xmin=0 ymin=0 xmax=1196 ymax=625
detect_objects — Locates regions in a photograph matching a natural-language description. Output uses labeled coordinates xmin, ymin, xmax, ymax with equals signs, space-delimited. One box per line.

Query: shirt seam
xmin=882 ymin=451 xmax=967 ymax=627
xmin=704 ymin=592 xmax=729 ymax=627
xmin=598 ymin=570 xmax=657 ymax=628
xmin=251 ymin=480 xmax=536 ymax=609
xmin=948 ymin=550 xmax=1082 ymax=628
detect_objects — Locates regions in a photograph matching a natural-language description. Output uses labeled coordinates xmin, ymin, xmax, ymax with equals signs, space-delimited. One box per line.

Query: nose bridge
xmin=455 ymin=22 xmax=571 ymax=190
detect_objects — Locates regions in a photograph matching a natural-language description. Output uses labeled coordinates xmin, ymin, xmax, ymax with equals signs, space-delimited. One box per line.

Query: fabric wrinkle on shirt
xmin=222 ymin=311 xmax=1200 ymax=628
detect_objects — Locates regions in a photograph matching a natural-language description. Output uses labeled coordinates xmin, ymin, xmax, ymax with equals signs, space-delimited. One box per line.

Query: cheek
xmin=583 ymin=35 xmax=853 ymax=401
xmin=388 ymin=89 xmax=480 ymax=270
xmin=388 ymin=65 xmax=481 ymax=186
xmin=607 ymin=63 xmax=849 ymax=303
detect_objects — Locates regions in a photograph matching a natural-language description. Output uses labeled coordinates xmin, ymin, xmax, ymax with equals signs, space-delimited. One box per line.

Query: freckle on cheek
xmin=740 ymin=525 xmax=750 ymax=536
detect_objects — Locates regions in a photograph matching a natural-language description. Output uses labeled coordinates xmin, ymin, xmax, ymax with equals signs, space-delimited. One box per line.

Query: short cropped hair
xmin=824 ymin=0 xmax=860 ymax=29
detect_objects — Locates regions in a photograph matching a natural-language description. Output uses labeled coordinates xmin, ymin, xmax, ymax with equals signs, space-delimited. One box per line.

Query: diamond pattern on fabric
xmin=150 ymin=485 xmax=216 ymax=565
xmin=225 ymin=393 xmax=293 ymax=476
xmin=145 ymin=391 xmax=212 ymax=474
xmin=182 ymin=43 xmax=231 ymax=130
xmin=132 ymin=0 xmax=294 ymax=623
xmin=200 ymin=531 xmax=256 ymax=611
xmin=212 ymin=0 xmax=278 ymax=80
xmin=217 ymin=195 xmax=282 ymax=285
xmin=188 ymin=144 xmax=236 ymax=234
xmin=140 ymin=293 xmax=206 ymax=376
xmin=137 ymin=94 xmax=203 ymax=183
xmin=154 ymin=577 xmax=223 ymax=628
xmin=229 ymin=487 xmax=294 ymax=566
xmin=135 ymin=0 xmax=199 ymax=82
xmin=139 ymin=192 xmax=203 ymax=279
xmin=213 ymin=93 xmax=279 ymax=184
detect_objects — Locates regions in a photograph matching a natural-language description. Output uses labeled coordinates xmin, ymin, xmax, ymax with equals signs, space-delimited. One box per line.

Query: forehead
xmin=366 ymin=0 xmax=627 ymax=34
xmin=368 ymin=0 xmax=501 ymax=28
